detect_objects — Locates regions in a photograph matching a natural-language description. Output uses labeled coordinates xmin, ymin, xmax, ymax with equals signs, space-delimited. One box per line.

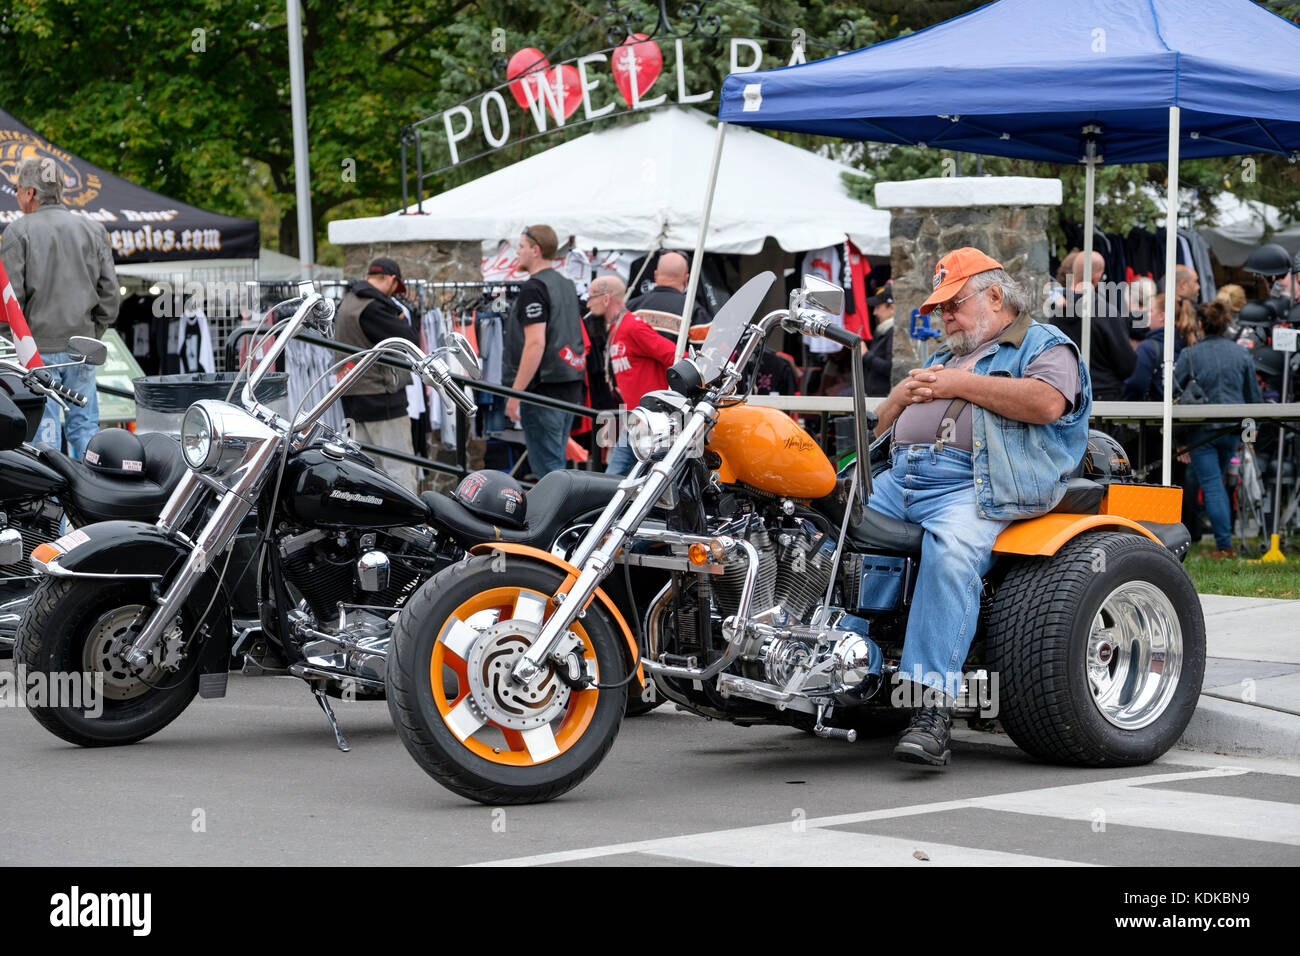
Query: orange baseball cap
xmin=919 ymin=248 xmax=1004 ymax=315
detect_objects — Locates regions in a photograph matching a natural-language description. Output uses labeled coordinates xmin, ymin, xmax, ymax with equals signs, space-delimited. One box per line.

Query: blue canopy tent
xmin=678 ymin=0 xmax=1300 ymax=484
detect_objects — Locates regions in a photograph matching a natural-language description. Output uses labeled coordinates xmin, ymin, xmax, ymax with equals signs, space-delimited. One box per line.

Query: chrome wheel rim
xmin=1086 ymin=581 xmax=1182 ymax=730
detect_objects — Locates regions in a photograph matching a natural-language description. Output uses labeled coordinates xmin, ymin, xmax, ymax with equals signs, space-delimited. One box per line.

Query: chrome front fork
xmin=510 ymin=404 xmax=717 ymax=686
xmin=122 ymin=441 xmax=282 ymax=669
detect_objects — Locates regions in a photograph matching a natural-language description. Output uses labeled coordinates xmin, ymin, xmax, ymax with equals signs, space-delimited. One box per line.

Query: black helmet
xmin=1237 ymin=301 xmax=1275 ymax=326
xmin=84 ymin=428 xmax=146 ymax=478
xmin=1244 ymin=242 xmax=1292 ymax=277
xmin=1074 ymin=430 xmax=1133 ymax=484
xmin=453 ymin=470 xmax=527 ymax=528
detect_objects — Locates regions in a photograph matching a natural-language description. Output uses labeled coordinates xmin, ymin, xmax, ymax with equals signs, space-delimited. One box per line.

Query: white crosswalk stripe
xmin=470 ymin=767 xmax=1299 ymax=867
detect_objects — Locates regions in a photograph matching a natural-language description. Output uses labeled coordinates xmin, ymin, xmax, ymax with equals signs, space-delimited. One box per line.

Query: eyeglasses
xmin=932 ymin=287 xmax=985 ymax=317
xmin=522 ymin=227 xmax=540 ymax=248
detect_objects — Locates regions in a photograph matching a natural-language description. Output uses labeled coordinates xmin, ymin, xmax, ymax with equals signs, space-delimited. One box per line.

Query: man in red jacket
xmin=588 ymin=274 xmax=677 ymax=475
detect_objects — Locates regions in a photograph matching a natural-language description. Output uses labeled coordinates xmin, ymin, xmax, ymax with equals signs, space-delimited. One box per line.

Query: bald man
xmin=1047 ymin=249 xmax=1136 ymax=400
xmin=1174 ymin=264 xmax=1200 ymax=304
xmin=626 ymin=250 xmax=712 ymax=327
xmin=590 ymin=273 xmax=678 ymax=474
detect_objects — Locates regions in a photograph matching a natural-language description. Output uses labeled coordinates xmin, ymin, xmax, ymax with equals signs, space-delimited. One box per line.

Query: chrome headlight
xmin=180 ymin=399 xmax=276 ymax=479
xmin=627 ymin=407 xmax=679 ymax=463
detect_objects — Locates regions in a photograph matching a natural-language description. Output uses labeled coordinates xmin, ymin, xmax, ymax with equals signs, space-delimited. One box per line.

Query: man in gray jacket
xmin=2 ymin=156 xmax=118 ymax=458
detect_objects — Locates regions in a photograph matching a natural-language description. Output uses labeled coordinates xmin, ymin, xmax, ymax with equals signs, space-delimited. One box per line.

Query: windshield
xmin=695 ymin=271 xmax=775 ymax=383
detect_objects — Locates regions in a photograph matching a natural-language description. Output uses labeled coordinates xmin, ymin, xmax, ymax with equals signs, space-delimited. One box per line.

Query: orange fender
xmin=467 ymin=542 xmax=644 ymax=687
xmin=993 ymin=513 xmax=1161 ymax=557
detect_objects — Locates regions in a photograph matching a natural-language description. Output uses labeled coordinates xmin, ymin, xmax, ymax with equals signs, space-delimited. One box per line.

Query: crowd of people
xmin=1043 ymin=252 xmax=1286 ymax=558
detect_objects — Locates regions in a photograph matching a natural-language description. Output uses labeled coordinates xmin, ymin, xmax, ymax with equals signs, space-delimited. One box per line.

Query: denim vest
xmin=924 ymin=313 xmax=1092 ymax=520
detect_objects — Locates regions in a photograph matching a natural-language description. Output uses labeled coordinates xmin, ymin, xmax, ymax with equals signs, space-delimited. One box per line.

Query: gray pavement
xmin=0 ymin=592 xmax=1295 ymax=866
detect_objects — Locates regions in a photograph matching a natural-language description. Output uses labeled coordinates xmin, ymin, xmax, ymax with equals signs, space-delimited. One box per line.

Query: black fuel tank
xmin=282 ymin=447 xmax=427 ymax=529
xmin=0 ymin=448 xmax=67 ymax=503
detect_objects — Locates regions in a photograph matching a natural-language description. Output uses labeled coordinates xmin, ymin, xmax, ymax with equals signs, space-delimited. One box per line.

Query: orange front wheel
xmin=386 ymin=554 xmax=627 ymax=805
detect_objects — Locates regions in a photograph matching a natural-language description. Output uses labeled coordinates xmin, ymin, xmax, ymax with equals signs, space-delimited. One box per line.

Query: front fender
xmin=468 ymin=542 xmax=645 ymax=689
xmin=31 ymin=521 xmax=187 ymax=578
xmin=31 ymin=520 xmax=233 ymax=682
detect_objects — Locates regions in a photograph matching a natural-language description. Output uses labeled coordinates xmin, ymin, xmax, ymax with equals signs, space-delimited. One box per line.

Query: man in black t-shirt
xmin=504 ymin=224 xmax=586 ymax=476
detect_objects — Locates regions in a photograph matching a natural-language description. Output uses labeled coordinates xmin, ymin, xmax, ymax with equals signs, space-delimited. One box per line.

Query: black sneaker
xmin=893 ymin=706 xmax=953 ymax=767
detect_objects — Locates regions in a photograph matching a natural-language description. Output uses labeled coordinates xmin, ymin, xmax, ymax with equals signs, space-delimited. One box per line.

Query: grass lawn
xmin=1184 ymin=539 xmax=1300 ymax=599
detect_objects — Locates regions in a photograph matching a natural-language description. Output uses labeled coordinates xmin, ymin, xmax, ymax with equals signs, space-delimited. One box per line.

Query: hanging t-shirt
xmin=844 ymin=240 xmax=873 ymax=338
xmin=175 ymin=308 xmax=215 ymax=374
xmin=799 ymin=246 xmax=846 ymax=354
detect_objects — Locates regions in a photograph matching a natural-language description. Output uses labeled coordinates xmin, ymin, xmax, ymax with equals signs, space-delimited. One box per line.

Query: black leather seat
xmin=423 ymin=469 xmax=624 ymax=549
xmin=848 ymin=508 xmax=925 ymax=554
xmin=39 ymin=432 xmax=188 ymax=523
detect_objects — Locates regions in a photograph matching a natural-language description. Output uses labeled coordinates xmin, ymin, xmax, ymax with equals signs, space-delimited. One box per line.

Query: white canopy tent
xmin=327 ymin=107 xmax=889 ymax=257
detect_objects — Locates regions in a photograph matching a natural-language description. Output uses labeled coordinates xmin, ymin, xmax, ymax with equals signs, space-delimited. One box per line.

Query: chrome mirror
xmin=799 ymin=274 xmax=845 ymax=316
xmin=447 ymin=332 xmax=482 ymax=380
xmin=68 ymin=336 xmax=109 ymax=366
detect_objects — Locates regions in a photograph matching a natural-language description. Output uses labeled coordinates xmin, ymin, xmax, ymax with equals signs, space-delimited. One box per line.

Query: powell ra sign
xmin=432 ymin=32 xmax=833 ymax=170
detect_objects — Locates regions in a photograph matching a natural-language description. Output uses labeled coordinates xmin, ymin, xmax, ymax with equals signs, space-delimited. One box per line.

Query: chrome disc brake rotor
xmin=81 ymin=605 xmax=183 ymax=702
xmin=464 ymin=621 xmax=576 ymax=731
xmin=1086 ymin=581 xmax=1183 ymax=730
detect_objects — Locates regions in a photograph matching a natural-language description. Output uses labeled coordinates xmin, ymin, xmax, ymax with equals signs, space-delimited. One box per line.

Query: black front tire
xmin=985 ymin=531 xmax=1205 ymax=766
xmin=13 ymin=577 xmax=199 ymax=747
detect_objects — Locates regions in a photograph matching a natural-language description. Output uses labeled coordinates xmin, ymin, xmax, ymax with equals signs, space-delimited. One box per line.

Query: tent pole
xmin=287 ymin=0 xmax=315 ymax=281
xmin=1160 ymin=106 xmax=1181 ymax=487
xmin=1080 ymin=136 xmax=1097 ymax=371
xmin=678 ymin=121 xmax=728 ymax=359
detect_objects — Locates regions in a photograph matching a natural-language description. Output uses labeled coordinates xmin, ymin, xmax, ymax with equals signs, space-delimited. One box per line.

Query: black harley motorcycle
xmin=15 ymin=283 xmax=642 ymax=751
xmin=0 ymin=337 xmax=186 ymax=656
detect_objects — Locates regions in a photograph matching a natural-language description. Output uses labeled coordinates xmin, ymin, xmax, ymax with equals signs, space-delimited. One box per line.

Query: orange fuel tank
xmin=706 ymin=405 xmax=836 ymax=500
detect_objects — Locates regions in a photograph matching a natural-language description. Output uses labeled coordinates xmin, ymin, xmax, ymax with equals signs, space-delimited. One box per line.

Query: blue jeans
xmin=866 ymin=445 xmax=1011 ymax=703
xmin=519 ymin=400 xmax=572 ymax=477
xmin=36 ymin=352 xmax=100 ymax=459
xmin=1187 ymin=428 xmax=1239 ymax=549
xmin=605 ymin=435 xmax=637 ymax=476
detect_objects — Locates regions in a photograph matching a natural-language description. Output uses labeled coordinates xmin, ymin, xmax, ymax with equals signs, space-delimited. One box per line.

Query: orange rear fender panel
xmin=467 ymin=542 xmax=644 ymax=686
xmin=993 ymin=513 xmax=1161 ymax=557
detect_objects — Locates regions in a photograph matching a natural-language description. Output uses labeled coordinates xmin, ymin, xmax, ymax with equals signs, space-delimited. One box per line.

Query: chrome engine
xmin=272 ymin=524 xmax=442 ymax=697
xmin=647 ymin=517 xmax=883 ymax=715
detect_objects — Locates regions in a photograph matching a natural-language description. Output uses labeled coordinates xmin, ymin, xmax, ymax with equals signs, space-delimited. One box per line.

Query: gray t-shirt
xmin=894 ymin=343 xmax=1080 ymax=453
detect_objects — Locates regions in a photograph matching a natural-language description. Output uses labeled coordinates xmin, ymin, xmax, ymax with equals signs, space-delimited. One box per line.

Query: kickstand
xmin=311 ymin=685 xmax=351 ymax=752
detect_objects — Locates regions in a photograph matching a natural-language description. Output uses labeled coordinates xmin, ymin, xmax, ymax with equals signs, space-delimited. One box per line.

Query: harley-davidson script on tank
xmin=706 ymin=404 xmax=836 ymax=499
xmin=282 ymin=448 xmax=428 ymax=529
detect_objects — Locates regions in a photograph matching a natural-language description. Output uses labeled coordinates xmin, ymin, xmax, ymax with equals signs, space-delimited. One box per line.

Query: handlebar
xmin=237 ymin=283 xmax=478 ymax=435
xmin=29 ymin=369 xmax=89 ymax=408
xmin=0 ymin=362 xmax=91 ymax=409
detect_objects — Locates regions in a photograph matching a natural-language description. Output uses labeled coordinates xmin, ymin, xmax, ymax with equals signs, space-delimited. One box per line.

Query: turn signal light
xmin=31 ymin=543 xmax=62 ymax=566
xmin=688 ymin=543 xmax=709 ymax=565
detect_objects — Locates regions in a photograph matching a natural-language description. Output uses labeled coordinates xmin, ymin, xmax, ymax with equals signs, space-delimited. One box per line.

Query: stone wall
xmin=875 ymin=177 xmax=1061 ymax=388
xmin=340 ymin=240 xmax=481 ymax=282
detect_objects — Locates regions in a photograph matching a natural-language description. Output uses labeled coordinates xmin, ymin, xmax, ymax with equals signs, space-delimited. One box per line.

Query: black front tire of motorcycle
xmin=387 ymin=555 xmax=627 ymax=805
xmin=13 ymin=577 xmax=199 ymax=747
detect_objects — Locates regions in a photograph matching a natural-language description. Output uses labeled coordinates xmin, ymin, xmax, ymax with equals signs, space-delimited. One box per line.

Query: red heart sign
xmin=506 ymin=47 xmax=550 ymax=108
xmin=612 ymin=34 xmax=663 ymax=106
